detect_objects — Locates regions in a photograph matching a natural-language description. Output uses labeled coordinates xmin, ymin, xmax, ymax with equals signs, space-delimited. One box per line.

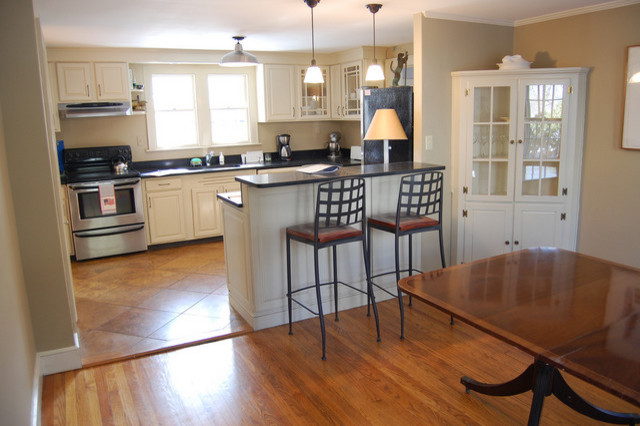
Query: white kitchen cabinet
xmin=259 ymin=64 xmax=296 ymax=121
xmin=258 ymin=64 xmax=330 ymax=122
xmin=330 ymin=61 xmax=363 ymax=120
xmin=145 ymin=178 xmax=188 ymax=244
xmin=188 ymin=172 xmax=244 ymax=238
xmin=143 ymin=170 xmax=254 ymax=245
xmin=56 ymin=62 xmax=129 ymax=102
xmin=452 ymin=68 xmax=588 ymax=263
xmin=93 ymin=62 xmax=130 ymax=100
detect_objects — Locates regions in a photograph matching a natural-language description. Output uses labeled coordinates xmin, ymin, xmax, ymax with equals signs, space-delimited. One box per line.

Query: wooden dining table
xmin=398 ymin=248 xmax=640 ymax=425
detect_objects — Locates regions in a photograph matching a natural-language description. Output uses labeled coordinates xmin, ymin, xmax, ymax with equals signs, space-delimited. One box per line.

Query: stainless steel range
xmin=64 ymin=145 xmax=147 ymax=261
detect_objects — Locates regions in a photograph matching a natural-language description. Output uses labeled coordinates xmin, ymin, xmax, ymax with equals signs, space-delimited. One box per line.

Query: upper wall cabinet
xmin=330 ymin=60 xmax=363 ymax=121
xmin=258 ymin=64 xmax=330 ymax=122
xmin=56 ymin=62 xmax=129 ymax=102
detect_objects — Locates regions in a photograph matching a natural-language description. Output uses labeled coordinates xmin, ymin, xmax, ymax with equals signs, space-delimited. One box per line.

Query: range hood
xmin=59 ymin=101 xmax=132 ymax=118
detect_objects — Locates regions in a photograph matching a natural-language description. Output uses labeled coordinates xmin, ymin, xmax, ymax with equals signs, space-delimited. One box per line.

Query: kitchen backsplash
xmin=56 ymin=115 xmax=361 ymax=162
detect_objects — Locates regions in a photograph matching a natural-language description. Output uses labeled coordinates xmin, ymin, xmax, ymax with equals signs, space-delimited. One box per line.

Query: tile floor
xmin=71 ymin=240 xmax=252 ymax=367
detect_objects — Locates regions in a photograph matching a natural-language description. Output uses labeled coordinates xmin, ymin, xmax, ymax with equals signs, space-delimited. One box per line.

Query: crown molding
xmin=515 ymin=0 xmax=640 ymax=26
xmin=422 ymin=11 xmax=514 ymax=27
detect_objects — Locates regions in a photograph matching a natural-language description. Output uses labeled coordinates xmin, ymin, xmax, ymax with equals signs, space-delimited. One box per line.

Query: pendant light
xmin=365 ymin=4 xmax=385 ymax=82
xmin=220 ymin=36 xmax=259 ymax=67
xmin=303 ymin=0 xmax=324 ymax=84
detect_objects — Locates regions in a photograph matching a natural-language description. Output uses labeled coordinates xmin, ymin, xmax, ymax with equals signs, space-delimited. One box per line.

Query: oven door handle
xmin=68 ymin=178 xmax=141 ymax=191
xmin=74 ymin=224 xmax=145 ymax=238
xmin=69 ymin=183 xmax=141 ymax=195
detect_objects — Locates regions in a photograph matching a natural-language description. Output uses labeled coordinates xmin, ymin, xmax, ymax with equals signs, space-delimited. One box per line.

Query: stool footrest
xmin=288 ymin=279 xmax=373 ymax=317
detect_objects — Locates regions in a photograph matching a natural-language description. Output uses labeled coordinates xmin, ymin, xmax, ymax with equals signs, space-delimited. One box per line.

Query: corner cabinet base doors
xmin=452 ymin=68 xmax=588 ymax=264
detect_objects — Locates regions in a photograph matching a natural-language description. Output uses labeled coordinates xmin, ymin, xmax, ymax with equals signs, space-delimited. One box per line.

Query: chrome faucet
xmin=205 ymin=150 xmax=215 ymax=166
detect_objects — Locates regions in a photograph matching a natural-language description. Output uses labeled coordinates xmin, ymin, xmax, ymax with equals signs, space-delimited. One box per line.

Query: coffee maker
xmin=277 ymin=134 xmax=292 ymax=160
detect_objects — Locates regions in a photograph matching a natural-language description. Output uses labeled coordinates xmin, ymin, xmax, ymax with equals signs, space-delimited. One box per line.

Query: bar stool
xmin=367 ymin=171 xmax=446 ymax=339
xmin=286 ymin=177 xmax=381 ymax=360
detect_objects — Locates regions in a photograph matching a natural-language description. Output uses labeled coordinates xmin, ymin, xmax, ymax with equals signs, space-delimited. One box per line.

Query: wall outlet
xmin=136 ymin=135 xmax=145 ymax=147
xmin=425 ymin=135 xmax=433 ymax=150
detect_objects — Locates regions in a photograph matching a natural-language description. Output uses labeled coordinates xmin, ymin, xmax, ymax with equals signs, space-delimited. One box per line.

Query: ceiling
xmin=34 ymin=0 xmax=621 ymax=53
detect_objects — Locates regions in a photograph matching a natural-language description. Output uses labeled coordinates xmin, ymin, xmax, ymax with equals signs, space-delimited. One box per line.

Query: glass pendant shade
xmin=366 ymin=60 xmax=385 ymax=81
xmin=220 ymin=36 xmax=258 ymax=67
xmin=304 ymin=62 xmax=324 ymax=84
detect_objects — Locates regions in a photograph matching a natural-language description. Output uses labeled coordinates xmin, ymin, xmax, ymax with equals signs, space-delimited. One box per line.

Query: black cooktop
xmin=63 ymin=145 xmax=140 ymax=183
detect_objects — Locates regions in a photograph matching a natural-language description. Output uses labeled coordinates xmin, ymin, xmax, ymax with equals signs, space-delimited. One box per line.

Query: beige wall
xmin=514 ymin=3 xmax=640 ymax=267
xmin=0 ymin=0 xmax=76 ymax=359
xmin=0 ymin=105 xmax=37 ymax=426
xmin=57 ymin=115 xmax=360 ymax=160
xmin=414 ymin=15 xmax=513 ymax=267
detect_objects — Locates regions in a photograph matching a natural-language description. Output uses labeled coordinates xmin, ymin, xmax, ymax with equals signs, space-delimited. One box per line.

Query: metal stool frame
xmin=367 ymin=171 xmax=447 ymax=339
xmin=286 ymin=177 xmax=381 ymax=360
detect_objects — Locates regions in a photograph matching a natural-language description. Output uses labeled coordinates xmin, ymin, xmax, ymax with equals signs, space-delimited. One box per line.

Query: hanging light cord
xmin=311 ymin=7 xmax=316 ymax=63
xmin=372 ymin=10 xmax=376 ymax=62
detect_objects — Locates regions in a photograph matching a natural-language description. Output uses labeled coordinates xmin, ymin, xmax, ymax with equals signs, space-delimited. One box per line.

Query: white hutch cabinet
xmin=452 ymin=68 xmax=588 ymax=263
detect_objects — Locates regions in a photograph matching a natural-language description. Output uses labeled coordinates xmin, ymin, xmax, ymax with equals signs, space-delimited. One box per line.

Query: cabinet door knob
xmin=510 ymin=140 xmax=515 ymax=144
xmin=98 ymin=84 xmax=102 ymax=97
xmin=514 ymin=240 xmax=520 ymax=245
xmin=517 ymin=139 xmax=523 ymax=144
xmin=86 ymin=84 xmax=90 ymax=96
xmin=505 ymin=241 xmax=510 ymax=245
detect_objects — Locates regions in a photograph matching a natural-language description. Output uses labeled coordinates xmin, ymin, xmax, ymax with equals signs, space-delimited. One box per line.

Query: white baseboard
xmin=38 ymin=332 xmax=82 ymax=376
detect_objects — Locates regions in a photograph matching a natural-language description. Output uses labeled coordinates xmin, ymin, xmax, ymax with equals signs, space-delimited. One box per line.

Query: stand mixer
xmin=328 ymin=131 xmax=341 ymax=159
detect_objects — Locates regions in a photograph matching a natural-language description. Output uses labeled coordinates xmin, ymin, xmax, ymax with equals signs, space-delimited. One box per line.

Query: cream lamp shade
xmin=364 ymin=108 xmax=407 ymax=164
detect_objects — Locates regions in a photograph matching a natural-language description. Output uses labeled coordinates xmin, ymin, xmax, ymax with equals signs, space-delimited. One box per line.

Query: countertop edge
xmin=236 ymin=162 xmax=446 ymax=188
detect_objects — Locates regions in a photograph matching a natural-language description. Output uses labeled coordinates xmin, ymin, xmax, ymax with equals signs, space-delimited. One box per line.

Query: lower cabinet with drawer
xmin=143 ymin=170 xmax=254 ymax=245
xmin=145 ymin=177 xmax=188 ymax=244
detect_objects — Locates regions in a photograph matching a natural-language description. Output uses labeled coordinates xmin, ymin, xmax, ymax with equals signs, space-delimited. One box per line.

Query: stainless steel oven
xmin=64 ymin=145 xmax=148 ymax=261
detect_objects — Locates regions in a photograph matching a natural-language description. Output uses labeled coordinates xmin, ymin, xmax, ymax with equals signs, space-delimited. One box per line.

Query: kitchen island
xmin=218 ymin=162 xmax=445 ymax=330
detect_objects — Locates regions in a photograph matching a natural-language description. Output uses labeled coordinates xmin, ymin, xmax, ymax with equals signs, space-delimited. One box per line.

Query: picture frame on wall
xmin=622 ymin=45 xmax=640 ymax=150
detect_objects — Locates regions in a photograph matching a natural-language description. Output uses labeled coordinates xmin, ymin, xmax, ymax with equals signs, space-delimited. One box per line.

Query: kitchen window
xmin=143 ymin=64 xmax=258 ymax=151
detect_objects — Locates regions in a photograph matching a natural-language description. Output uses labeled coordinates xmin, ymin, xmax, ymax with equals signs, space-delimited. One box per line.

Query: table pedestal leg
xmin=461 ymin=359 xmax=640 ymax=425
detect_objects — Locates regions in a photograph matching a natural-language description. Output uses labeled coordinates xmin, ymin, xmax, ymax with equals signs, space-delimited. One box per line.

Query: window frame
xmin=143 ymin=63 xmax=259 ymax=152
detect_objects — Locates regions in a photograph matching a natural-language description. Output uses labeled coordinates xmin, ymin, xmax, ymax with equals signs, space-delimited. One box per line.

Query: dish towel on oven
xmin=99 ymin=183 xmax=117 ymax=214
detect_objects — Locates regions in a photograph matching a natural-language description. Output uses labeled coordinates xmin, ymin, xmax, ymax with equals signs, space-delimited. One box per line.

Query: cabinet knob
xmin=510 ymin=140 xmax=515 ymax=144
xmin=517 ymin=139 xmax=523 ymax=144
xmin=514 ymin=240 xmax=520 ymax=245
xmin=505 ymin=241 xmax=510 ymax=245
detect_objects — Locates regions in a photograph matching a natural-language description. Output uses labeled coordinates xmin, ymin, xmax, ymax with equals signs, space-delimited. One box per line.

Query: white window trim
xmin=142 ymin=63 xmax=260 ymax=152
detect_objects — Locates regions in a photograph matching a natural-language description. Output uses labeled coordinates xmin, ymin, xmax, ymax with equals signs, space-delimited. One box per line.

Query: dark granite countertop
xmin=134 ymin=149 xmax=361 ymax=178
xmin=235 ymin=162 xmax=445 ymax=188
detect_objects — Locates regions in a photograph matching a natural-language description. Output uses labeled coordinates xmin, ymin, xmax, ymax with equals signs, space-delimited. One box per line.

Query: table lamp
xmin=364 ymin=108 xmax=407 ymax=164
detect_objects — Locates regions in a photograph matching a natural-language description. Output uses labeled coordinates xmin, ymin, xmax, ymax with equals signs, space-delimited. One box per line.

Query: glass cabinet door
xmin=516 ymin=81 xmax=568 ymax=201
xmin=342 ymin=62 xmax=362 ymax=118
xmin=469 ymin=84 xmax=516 ymax=200
xmin=298 ymin=67 xmax=329 ymax=119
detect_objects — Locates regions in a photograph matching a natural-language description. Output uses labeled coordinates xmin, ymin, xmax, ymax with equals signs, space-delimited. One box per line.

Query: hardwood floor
xmin=42 ymin=297 xmax=639 ymax=425
xmin=71 ymin=240 xmax=251 ymax=366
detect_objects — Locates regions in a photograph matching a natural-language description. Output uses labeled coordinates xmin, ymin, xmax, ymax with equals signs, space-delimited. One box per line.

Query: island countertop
xmin=235 ymin=162 xmax=445 ymax=188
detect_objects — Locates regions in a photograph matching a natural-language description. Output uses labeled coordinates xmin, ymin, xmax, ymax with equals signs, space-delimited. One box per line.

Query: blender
xmin=277 ymin=134 xmax=292 ymax=160
xmin=328 ymin=131 xmax=341 ymax=159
